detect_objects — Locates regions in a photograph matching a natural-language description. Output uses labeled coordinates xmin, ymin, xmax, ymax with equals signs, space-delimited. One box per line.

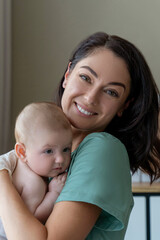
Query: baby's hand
xmin=48 ymin=172 xmax=67 ymax=195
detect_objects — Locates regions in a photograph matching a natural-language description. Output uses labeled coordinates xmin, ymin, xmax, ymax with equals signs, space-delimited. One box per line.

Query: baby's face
xmin=24 ymin=127 xmax=72 ymax=177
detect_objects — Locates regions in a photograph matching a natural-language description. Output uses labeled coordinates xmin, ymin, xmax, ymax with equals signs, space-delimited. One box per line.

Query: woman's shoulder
xmin=81 ymin=132 xmax=124 ymax=145
xmin=84 ymin=132 xmax=122 ymax=142
xmin=76 ymin=132 xmax=127 ymax=155
xmin=71 ymin=132 xmax=129 ymax=170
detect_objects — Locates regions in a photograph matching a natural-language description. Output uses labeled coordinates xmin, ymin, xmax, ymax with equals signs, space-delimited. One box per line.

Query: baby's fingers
xmin=58 ymin=172 xmax=68 ymax=182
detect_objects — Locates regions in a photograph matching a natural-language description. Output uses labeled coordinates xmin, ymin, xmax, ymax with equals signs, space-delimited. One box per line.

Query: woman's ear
xmin=15 ymin=143 xmax=27 ymax=162
xmin=63 ymin=62 xmax=72 ymax=88
xmin=117 ymin=99 xmax=133 ymax=117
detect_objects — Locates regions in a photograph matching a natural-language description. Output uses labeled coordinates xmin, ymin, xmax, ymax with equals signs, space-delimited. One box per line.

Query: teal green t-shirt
xmin=56 ymin=132 xmax=134 ymax=240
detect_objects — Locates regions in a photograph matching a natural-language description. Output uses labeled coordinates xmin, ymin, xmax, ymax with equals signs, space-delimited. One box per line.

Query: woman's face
xmin=61 ymin=49 xmax=131 ymax=133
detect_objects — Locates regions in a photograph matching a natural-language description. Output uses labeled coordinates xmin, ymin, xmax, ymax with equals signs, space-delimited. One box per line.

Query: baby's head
xmin=14 ymin=102 xmax=72 ymax=177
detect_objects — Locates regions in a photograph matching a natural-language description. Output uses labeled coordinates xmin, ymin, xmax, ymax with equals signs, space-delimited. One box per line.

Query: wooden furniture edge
xmin=132 ymin=182 xmax=160 ymax=193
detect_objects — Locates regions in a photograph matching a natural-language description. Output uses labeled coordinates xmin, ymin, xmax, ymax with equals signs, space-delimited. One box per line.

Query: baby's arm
xmin=34 ymin=172 xmax=67 ymax=223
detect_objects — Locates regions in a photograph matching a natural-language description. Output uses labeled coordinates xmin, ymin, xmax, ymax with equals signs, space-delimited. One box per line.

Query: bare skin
xmin=0 ymin=49 xmax=131 ymax=239
xmin=12 ymin=159 xmax=67 ymax=223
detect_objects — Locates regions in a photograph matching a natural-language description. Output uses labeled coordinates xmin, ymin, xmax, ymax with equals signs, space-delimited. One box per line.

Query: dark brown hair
xmin=54 ymin=32 xmax=160 ymax=182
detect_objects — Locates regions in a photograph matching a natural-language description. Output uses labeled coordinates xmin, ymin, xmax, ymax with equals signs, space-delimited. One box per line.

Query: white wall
xmin=11 ymin=0 xmax=160 ymax=147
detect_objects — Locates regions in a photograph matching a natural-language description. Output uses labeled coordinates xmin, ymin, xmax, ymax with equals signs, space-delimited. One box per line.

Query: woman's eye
xmin=104 ymin=89 xmax=119 ymax=97
xmin=80 ymin=74 xmax=91 ymax=83
xmin=63 ymin=147 xmax=71 ymax=153
xmin=45 ymin=149 xmax=53 ymax=154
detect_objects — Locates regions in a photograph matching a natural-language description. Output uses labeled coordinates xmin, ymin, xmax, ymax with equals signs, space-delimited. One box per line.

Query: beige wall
xmin=11 ymin=0 xmax=160 ymax=146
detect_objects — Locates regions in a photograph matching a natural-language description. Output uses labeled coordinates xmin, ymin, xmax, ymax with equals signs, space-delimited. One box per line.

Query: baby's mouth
xmin=53 ymin=167 xmax=62 ymax=171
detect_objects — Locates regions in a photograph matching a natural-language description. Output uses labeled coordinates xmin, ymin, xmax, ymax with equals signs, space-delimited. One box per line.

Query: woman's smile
xmin=75 ymin=103 xmax=97 ymax=116
xmin=61 ymin=48 xmax=131 ymax=132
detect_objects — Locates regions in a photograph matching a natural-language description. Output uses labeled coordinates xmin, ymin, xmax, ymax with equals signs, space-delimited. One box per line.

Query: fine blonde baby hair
xmin=14 ymin=102 xmax=71 ymax=144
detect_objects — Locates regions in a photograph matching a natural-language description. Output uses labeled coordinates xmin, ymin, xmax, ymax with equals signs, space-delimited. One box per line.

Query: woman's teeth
xmin=77 ymin=104 xmax=94 ymax=116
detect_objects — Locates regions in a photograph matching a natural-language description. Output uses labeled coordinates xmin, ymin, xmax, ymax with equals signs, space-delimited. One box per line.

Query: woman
xmin=0 ymin=32 xmax=160 ymax=240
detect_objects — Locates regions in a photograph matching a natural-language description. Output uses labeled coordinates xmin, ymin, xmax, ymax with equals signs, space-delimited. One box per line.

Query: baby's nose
xmin=55 ymin=153 xmax=65 ymax=163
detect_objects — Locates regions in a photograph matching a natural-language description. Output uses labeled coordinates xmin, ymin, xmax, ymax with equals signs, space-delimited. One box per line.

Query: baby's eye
xmin=45 ymin=149 xmax=53 ymax=154
xmin=104 ymin=89 xmax=119 ymax=98
xmin=63 ymin=147 xmax=71 ymax=153
xmin=80 ymin=74 xmax=91 ymax=83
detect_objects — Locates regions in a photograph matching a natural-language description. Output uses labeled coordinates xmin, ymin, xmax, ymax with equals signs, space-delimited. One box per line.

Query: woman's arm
xmin=0 ymin=170 xmax=101 ymax=240
xmin=46 ymin=201 xmax=101 ymax=240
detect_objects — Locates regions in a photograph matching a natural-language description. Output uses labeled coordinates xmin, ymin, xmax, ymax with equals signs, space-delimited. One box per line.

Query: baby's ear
xmin=15 ymin=143 xmax=26 ymax=162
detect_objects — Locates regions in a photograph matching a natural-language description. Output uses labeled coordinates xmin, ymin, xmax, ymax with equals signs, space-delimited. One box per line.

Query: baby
xmin=0 ymin=102 xmax=72 ymax=239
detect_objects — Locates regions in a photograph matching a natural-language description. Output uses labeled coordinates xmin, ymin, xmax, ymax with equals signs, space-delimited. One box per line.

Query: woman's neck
xmin=71 ymin=127 xmax=89 ymax=152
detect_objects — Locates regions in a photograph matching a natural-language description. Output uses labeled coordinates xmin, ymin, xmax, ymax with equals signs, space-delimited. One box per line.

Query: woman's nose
xmin=84 ymin=88 xmax=99 ymax=105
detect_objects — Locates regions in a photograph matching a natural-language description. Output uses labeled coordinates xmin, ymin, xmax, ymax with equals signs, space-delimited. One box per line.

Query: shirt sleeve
xmin=0 ymin=150 xmax=17 ymax=179
xmin=56 ymin=132 xmax=133 ymax=231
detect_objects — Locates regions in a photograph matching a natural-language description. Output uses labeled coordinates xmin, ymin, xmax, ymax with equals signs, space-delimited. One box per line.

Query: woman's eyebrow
xmin=80 ymin=65 xmax=126 ymax=90
xmin=109 ymin=82 xmax=126 ymax=90
xmin=80 ymin=66 xmax=98 ymax=78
